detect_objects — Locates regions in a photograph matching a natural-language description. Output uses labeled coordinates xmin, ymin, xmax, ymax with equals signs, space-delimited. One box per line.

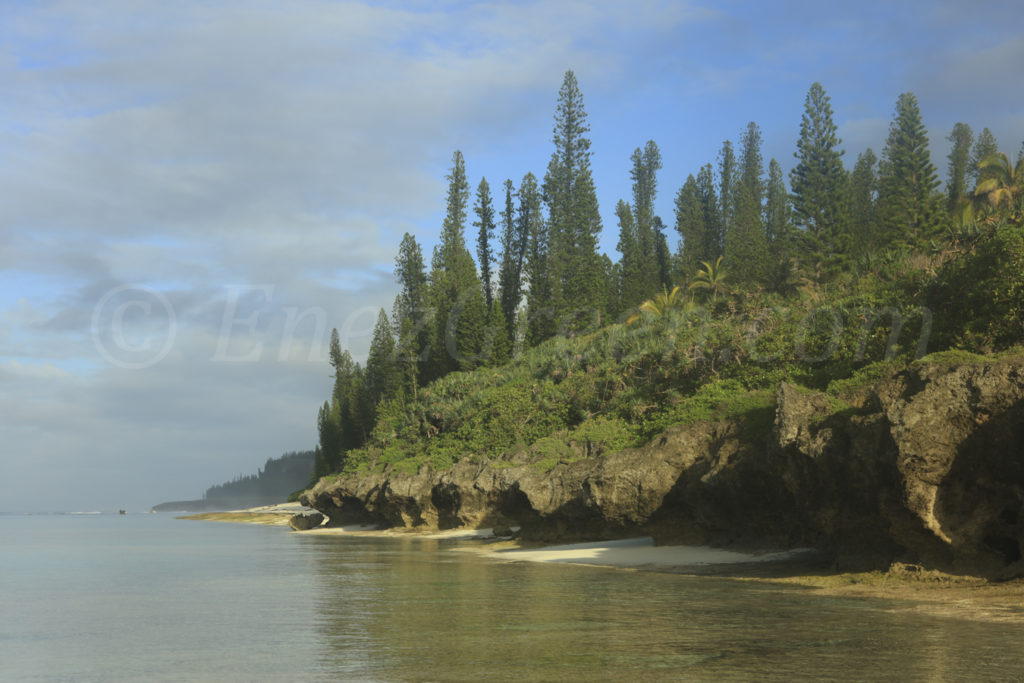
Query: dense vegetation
xmin=309 ymin=71 xmax=1024 ymax=483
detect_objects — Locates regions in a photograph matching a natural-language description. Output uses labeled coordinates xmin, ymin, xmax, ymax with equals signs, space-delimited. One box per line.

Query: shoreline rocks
xmin=288 ymin=511 xmax=325 ymax=531
xmin=301 ymin=358 xmax=1024 ymax=578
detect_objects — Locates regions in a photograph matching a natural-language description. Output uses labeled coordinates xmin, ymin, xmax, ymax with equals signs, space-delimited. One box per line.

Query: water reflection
xmin=299 ymin=534 xmax=1024 ymax=681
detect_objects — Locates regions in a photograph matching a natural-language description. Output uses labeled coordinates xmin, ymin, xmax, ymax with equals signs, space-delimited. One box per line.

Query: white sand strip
xmin=301 ymin=526 xmax=511 ymax=538
xmin=488 ymin=537 xmax=811 ymax=569
xmin=421 ymin=527 xmax=522 ymax=539
xmin=300 ymin=524 xmax=384 ymax=534
xmin=231 ymin=502 xmax=312 ymax=514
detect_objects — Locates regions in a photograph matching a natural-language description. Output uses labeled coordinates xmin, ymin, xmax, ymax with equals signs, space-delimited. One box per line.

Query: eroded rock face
xmin=288 ymin=512 xmax=325 ymax=531
xmin=880 ymin=361 xmax=1024 ymax=575
xmin=300 ymin=359 xmax=1024 ymax=577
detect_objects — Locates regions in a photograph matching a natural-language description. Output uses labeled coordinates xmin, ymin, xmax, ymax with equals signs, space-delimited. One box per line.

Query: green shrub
xmin=915 ymin=349 xmax=990 ymax=365
xmin=928 ymin=221 xmax=1024 ymax=351
xmin=569 ymin=416 xmax=637 ymax=454
xmin=826 ymin=360 xmax=897 ymax=395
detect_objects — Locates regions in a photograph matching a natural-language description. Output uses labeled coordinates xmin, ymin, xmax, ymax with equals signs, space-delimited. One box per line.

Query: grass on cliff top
xmin=914 ymin=346 xmax=1024 ymax=366
xmin=825 ymin=360 xmax=897 ymax=396
xmin=323 ymin=220 xmax=1024 ymax=479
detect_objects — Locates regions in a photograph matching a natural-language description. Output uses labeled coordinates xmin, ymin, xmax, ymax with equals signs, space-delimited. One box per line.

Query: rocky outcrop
xmin=288 ymin=511 xmax=325 ymax=530
xmin=300 ymin=358 xmax=1024 ymax=577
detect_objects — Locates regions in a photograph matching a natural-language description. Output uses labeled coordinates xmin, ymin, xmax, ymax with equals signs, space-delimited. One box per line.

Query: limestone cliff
xmin=301 ymin=358 xmax=1024 ymax=577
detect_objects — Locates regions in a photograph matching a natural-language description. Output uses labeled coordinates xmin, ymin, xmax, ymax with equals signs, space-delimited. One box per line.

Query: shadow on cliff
xmin=932 ymin=397 xmax=1024 ymax=578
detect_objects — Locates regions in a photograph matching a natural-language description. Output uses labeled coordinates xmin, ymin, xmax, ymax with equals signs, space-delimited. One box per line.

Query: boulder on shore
xmin=288 ymin=512 xmax=324 ymax=531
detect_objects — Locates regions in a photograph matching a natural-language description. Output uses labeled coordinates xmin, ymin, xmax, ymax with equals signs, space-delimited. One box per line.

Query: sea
xmin=2 ymin=512 xmax=1023 ymax=682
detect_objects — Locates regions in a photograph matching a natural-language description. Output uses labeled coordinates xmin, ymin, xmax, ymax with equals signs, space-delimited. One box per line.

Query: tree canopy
xmin=311 ymin=73 xmax=1019 ymax=482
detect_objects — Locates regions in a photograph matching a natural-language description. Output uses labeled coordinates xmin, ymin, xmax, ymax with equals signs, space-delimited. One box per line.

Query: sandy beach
xmin=482 ymin=536 xmax=814 ymax=570
xmin=298 ymin=522 xmax=817 ymax=571
xmin=302 ymin=524 xmax=500 ymax=539
xmin=193 ymin=509 xmax=818 ymax=571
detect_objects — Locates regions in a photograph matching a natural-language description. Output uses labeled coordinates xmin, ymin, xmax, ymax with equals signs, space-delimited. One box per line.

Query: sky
xmin=1 ymin=0 xmax=1022 ymax=512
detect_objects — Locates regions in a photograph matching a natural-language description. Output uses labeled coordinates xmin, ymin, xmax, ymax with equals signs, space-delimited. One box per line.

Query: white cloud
xmin=0 ymin=359 xmax=72 ymax=380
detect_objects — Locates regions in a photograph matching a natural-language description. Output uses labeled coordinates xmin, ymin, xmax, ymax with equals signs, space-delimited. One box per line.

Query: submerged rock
xmin=300 ymin=358 xmax=1024 ymax=578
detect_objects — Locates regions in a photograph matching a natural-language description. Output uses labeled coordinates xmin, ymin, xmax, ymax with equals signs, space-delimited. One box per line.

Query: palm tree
xmin=974 ymin=152 xmax=1024 ymax=219
xmin=626 ymin=285 xmax=689 ymax=323
xmin=688 ymin=256 xmax=729 ymax=301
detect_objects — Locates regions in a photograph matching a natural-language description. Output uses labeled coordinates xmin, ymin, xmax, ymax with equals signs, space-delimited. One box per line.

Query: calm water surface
xmin=2 ymin=513 xmax=1023 ymax=681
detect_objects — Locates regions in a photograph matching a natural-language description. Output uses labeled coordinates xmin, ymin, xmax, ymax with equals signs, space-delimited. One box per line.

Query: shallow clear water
xmin=2 ymin=514 xmax=1023 ymax=681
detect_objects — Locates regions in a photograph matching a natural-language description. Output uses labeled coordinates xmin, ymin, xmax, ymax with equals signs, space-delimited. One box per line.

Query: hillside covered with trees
xmin=307 ymin=70 xmax=1024 ymax=485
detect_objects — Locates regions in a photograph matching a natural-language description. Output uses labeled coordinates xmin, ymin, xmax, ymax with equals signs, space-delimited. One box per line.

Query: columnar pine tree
xmin=653 ymin=217 xmax=672 ymax=289
xmin=327 ymin=329 xmax=360 ymax=453
xmin=735 ymin=123 xmax=765 ymax=207
xmin=876 ymin=93 xmax=941 ymax=246
xmin=615 ymin=199 xmax=640 ymax=309
xmin=631 ymin=142 xmax=661 ymax=228
xmin=365 ymin=308 xmax=398 ymax=408
xmin=346 ymin=365 xmax=372 ymax=446
xmin=315 ymin=400 xmax=342 ymax=477
xmin=393 ymin=233 xmax=428 ymax=394
xmin=848 ymin=149 xmax=878 ymax=255
xmin=697 ymin=164 xmax=723 ymax=257
xmin=946 ymin=123 xmax=974 ymax=212
xmin=542 ymin=70 xmax=605 ymax=334
xmin=790 ymin=82 xmax=847 ymax=279
xmin=311 ymin=445 xmax=327 ymax=483
xmin=328 ymin=328 xmax=348 ymax=404
xmin=484 ymin=302 xmax=511 ymax=366
xmin=970 ymin=127 xmax=999 ymax=187
xmin=473 ymin=177 xmax=497 ymax=311
xmin=520 ymin=173 xmax=553 ymax=346
xmin=764 ymin=158 xmax=790 ymax=246
xmin=316 ymin=329 xmax=354 ymax=476
xmin=331 ymin=331 xmax=360 ymax=444
xmin=629 ymin=140 xmax=663 ymax=296
xmin=718 ymin=140 xmax=736 ymax=242
xmin=427 ymin=150 xmax=487 ymax=377
xmin=391 ymin=296 xmax=417 ymax=400
xmin=674 ymin=174 xmax=704 ymax=278
xmin=394 ymin=233 xmax=428 ymax=327
xmin=763 ymin=157 xmax=793 ymax=287
xmin=496 ymin=179 xmax=526 ymax=340
xmin=600 ymin=254 xmax=620 ymax=321
xmin=675 ymin=163 xmax=725 ymax=281
xmin=724 ymin=122 xmax=768 ymax=284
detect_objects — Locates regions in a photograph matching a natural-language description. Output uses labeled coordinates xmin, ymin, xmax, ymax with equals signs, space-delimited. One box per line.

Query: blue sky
xmin=1 ymin=0 xmax=1022 ymax=512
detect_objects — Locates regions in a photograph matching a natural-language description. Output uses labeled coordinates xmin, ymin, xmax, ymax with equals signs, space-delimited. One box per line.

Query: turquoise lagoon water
xmin=2 ymin=513 xmax=1023 ymax=681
